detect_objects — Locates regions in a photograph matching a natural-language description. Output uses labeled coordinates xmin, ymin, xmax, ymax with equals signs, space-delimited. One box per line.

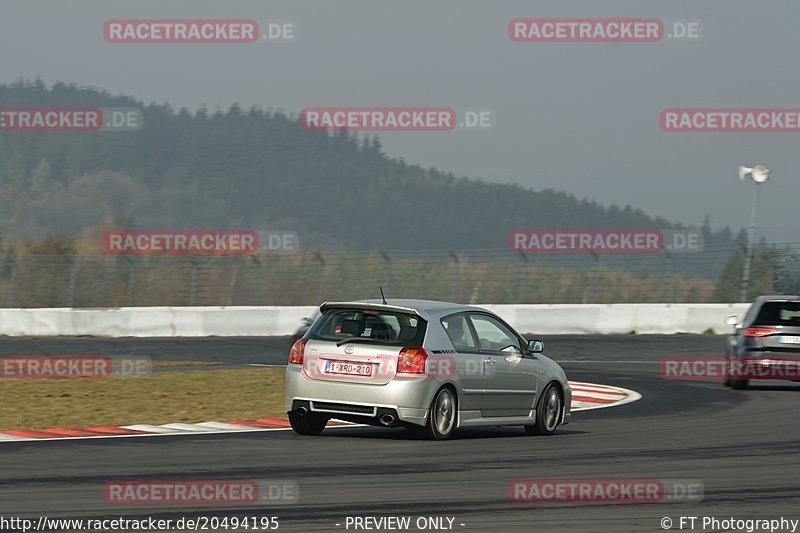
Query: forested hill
xmin=0 ymin=80 xmax=690 ymax=250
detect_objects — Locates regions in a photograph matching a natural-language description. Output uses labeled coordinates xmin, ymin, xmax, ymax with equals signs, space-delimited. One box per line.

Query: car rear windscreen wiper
xmin=336 ymin=337 xmax=388 ymax=347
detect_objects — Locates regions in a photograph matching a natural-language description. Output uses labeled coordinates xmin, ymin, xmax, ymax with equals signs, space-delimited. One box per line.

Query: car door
xmin=440 ymin=313 xmax=485 ymax=413
xmin=467 ymin=313 xmax=538 ymax=418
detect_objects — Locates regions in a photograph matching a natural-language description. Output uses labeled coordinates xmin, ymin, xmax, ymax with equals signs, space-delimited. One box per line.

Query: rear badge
xmin=344 ymin=345 xmax=355 ymax=354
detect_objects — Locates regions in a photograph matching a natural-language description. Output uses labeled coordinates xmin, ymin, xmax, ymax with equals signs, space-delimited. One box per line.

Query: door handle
xmin=483 ymin=358 xmax=496 ymax=365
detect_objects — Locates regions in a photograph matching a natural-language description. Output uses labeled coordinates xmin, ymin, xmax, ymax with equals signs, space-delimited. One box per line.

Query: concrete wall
xmin=0 ymin=304 xmax=748 ymax=337
xmin=482 ymin=303 xmax=748 ymax=335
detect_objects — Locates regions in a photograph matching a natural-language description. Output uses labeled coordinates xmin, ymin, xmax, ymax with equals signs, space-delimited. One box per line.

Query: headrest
xmin=340 ymin=319 xmax=363 ymax=336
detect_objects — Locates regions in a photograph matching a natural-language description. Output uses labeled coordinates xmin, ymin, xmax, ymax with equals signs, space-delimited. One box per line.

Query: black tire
xmin=525 ymin=383 xmax=562 ymax=436
xmin=423 ymin=387 xmax=457 ymax=440
xmin=723 ymin=356 xmax=735 ymax=387
xmin=288 ymin=411 xmax=328 ymax=435
xmin=726 ymin=356 xmax=748 ymax=389
xmin=730 ymin=379 xmax=749 ymax=390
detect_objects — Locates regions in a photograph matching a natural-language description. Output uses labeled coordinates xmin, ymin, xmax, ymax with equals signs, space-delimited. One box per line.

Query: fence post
xmin=6 ymin=253 xmax=17 ymax=307
xmin=124 ymin=256 xmax=136 ymax=307
xmin=590 ymin=251 xmax=599 ymax=303
xmin=67 ymin=255 xmax=78 ymax=307
xmin=314 ymin=252 xmax=326 ymax=303
xmin=518 ymin=252 xmax=529 ymax=303
xmin=663 ymin=250 xmax=673 ymax=304
xmin=189 ymin=257 xmax=199 ymax=306
xmin=449 ymin=250 xmax=460 ymax=302
xmin=379 ymin=251 xmax=391 ymax=291
xmin=251 ymin=255 xmax=262 ymax=306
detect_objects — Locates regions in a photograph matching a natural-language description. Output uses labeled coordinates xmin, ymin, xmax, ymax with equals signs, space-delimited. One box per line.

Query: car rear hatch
xmin=300 ymin=303 xmax=427 ymax=386
xmin=744 ymin=301 xmax=800 ymax=355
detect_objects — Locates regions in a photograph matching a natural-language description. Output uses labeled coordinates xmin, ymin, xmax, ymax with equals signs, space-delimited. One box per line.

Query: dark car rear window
xmin=308 ymin=308 xmax=427 ymax=346
xmin=753 ymin=301 xmax=800 ymax=326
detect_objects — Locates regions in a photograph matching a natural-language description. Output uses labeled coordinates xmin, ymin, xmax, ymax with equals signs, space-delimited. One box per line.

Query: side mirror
xmin=302 ymin=317 xmax=313 ymax=326
xmin=527 ymin=339 xmax=544 ymax=353
xmin=725 ymin=315 xmax=740 ymax=328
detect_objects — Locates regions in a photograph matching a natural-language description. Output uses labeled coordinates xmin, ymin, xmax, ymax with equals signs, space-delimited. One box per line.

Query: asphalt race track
xmin=1 ymin=335 xmax=799 ymax=532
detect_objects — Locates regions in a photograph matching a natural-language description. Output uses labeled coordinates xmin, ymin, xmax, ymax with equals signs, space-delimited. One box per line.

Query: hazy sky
xmin=2 ymin=1 xmax=799 ymax=241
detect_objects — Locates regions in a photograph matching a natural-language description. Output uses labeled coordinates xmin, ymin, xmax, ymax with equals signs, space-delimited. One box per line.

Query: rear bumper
xmin=284 ymin=364 xmax=436 ymax=427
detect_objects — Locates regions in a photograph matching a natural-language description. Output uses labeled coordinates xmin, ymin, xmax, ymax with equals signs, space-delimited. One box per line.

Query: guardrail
xmin=0 ymin=304 xmax=748 ymax=337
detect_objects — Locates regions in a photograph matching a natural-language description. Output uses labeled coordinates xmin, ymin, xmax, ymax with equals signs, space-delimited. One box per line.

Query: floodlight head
xmin=738 ymin=165 xmax=770 ymax=183
xmin=738 ymin=166 xmax=753 ymax=181
xmin=751 ymin=165 xmax=770 ymax=183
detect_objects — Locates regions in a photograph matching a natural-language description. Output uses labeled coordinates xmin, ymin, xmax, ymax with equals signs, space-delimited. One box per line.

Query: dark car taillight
xmin=744 ymin=327 xmax=779 ymax=338
xmin=289 ymin=338 xmax=307 ymax=364
xmin=397 ymin=347 xmax=428 ymax=374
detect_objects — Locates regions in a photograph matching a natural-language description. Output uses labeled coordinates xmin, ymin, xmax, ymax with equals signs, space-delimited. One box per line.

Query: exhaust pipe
xmin=379 ymin=413 xmax=395 ymax=426
xmin=296 ymin=406 xmax=308 ymax=416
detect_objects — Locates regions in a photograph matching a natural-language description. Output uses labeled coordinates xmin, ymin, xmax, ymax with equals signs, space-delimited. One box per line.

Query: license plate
xmin=325 ymin=360 xmax=372 ymax=376
xmin=779 ymin=336 xmax=800 ymax=344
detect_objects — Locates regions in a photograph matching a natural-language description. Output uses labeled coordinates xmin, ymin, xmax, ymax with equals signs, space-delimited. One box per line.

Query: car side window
xmin=468 ymin=314 xmax=522 ymax=354
xmin=742 ymin=303 xmax=757 ymax=326
xmin=441 ymin=314 xmax=478 ymax=351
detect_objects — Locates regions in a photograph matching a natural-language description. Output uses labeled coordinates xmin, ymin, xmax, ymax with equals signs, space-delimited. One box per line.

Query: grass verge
xmin=0 ymin=367 xmax=286 ymax=430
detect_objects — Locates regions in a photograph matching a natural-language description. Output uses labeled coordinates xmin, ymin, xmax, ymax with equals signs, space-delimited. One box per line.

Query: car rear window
xmin=753 ymin=301 xmax=800 ymax=326
xmin=308 ymin=308 xmax=427 ymax=346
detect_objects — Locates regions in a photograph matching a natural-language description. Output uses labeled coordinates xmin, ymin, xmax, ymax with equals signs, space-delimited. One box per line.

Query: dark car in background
xmin=725 ymin=295 xmax=800 ymax=389
xmin=290 ymin=310 xmax=321 ymax=347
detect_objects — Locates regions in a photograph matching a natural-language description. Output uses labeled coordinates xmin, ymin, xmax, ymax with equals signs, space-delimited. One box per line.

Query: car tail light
xmin=398 ymin=347 xmax=428 ymax=374
xmin=289 ymin=338 xmax=307 ymax=364
xmin=744 ymin=327 xmax=778 ymax=338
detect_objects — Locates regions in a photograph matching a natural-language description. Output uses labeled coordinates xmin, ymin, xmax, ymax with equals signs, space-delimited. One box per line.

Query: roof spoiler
xmin=319 ymin=301 xmax=421 ymax=317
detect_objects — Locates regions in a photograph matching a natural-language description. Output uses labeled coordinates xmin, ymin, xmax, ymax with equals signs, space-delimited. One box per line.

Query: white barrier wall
xmin=0 ymin=304 xmax=749 ymax=337
xmin=482 ymin=303 xmax=749 ymax=335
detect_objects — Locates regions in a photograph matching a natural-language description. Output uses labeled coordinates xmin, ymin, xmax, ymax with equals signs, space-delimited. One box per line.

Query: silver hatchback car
xmin=284 ymin=299 xmax=571 ymax=440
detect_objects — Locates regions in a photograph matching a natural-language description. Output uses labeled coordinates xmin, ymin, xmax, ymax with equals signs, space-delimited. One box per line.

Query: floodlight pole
xmin=740 ymin=181 xmax=761 ymax=302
